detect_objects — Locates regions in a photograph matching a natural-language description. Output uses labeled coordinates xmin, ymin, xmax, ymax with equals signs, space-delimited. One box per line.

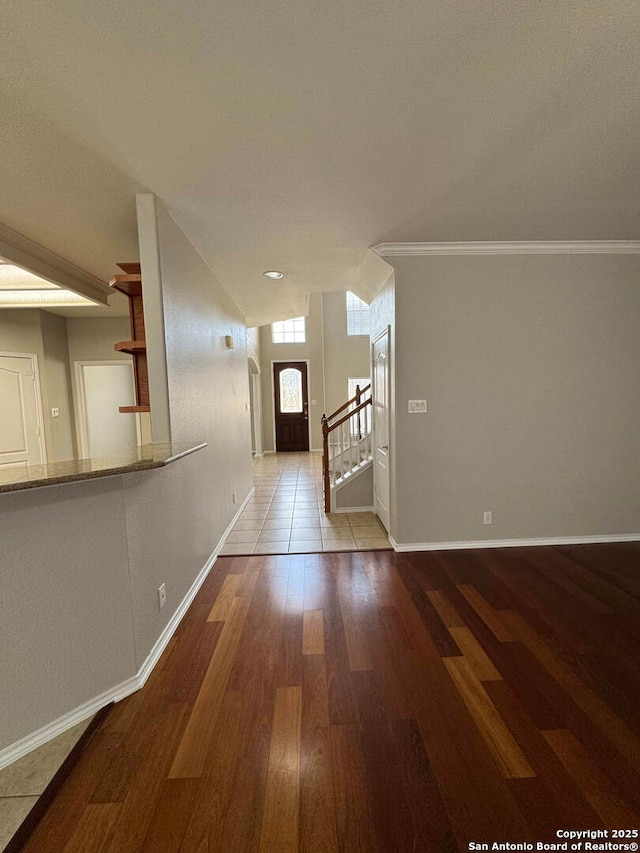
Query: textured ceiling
xmin=0 ymin=0 xmax=638 ymax=325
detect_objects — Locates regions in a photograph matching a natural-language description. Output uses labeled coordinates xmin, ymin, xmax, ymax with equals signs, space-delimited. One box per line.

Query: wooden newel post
xmin=322 ymin=414 xmax=331 ymax=513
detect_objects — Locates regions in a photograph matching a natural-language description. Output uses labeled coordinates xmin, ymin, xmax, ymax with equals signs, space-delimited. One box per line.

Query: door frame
xmin=371 ymin=327 xmax=391 ymax=531
xmin=74 ymin=360 xmax=141 ymax=458
xmin=270 ymin=359 xmax=312 ymax=452
xmin=0 ymin=350 xmax=47 ymax=465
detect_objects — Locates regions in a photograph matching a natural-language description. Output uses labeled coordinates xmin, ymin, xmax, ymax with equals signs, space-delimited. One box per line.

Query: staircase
xmin=321 ymin=384 xmax=373 ymax=513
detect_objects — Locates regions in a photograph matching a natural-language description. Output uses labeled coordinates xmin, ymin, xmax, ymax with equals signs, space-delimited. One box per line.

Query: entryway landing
xmin=221 ymin=452 xmax=390 ymax=555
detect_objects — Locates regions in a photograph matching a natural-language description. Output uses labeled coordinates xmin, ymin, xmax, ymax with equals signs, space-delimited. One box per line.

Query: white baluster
xmin=350 ymin=417 xmax=354 ymax=470
xmin=330 ymin=431 xmax=335 ymax=487
xmin=342 ymin=422 xmax=347 ymax=478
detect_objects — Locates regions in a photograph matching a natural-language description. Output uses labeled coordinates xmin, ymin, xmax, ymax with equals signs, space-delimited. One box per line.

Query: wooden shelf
xmin=116 ymin=262 xmax=141 ymax=275
xmin=114 ymin=340 xmax=147 ymax=355
xmin=112 ymin=261 xmax=149 ymax=412
xmin=109 ymin=275 xmax=142 ymax=298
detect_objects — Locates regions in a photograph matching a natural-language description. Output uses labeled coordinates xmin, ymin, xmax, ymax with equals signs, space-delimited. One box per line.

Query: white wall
xmin=66 ymin=316 xmax=131 ymax=364
xmin=390 ymin=254 xmax=640 ymax=546
xmin=40 ymin=311 xmax=76 ymax=461
xmin=322 ymin=291 xmax=370 ymax=416
xmin=0 ymin=478 xmax=135 ymax=748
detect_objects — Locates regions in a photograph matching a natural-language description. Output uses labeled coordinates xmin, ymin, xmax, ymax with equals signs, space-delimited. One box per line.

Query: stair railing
xmin=321 ymin=384 xmax=372 ymax=513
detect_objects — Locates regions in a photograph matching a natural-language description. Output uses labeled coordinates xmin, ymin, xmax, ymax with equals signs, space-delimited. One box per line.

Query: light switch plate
xmin=51 ymin=407 xmax=60 ymax=418
xmin=408 ymin=400 xmax=427 ymax=414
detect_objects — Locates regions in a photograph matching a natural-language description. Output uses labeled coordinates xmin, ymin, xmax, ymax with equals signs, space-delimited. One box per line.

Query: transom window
xmin=271 ymin=316 xmax=306 ymax=343
xmin=346 ymin=291 xmax=371 ymax=336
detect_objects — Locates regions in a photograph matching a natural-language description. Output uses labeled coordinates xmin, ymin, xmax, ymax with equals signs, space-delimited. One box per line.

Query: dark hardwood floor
xmin=20 ymin=544 xmax=640 ymax=852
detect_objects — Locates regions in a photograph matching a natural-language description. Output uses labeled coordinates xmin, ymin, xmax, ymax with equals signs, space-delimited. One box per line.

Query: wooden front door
xmin=274 ymin=361 xmax=309 ymax=452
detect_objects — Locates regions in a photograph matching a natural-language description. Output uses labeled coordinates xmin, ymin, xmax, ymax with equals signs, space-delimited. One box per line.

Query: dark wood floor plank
xmin=553 ymin=546 xmax=640 ymax=620
xmin=378 ymin=604 xmax=415 ymax=656
xmin=443 ymin=656 xmax=535 ymax=778
xmin=176 ymin=691 xmax=252 ymax=852
xmin=216 ymin=693 xmax=275 ymax=853
xmin=520 ymin=546 xmax=614 ymax=614
xmin=299 ymin=655 xmax=338 ymax=851
xmin=448 ymin=625 xmax=502 ymax=681
xmin=543 ymin=729 xmax=640 ymax=826
xmin=388 ymin=718 xmax=458 ymax=851
xmin=426 ymin=588 xmax=465 ymax=628
xmin=501 ymin=609 xmax=640 ymax=774
xmin=400 ymin=651 xmax=533 ymax=847
xmin=207 ymin=573 xmax=242 ymax=621
xmin=362 ymin=549 xmax=398 ymax=607
xmin=397 ymin=562 xmax=462 ymax=656
xmin=457 ymin=583 xmax=515 ymax=641
xmin=558 ymin=543 xmax=640 ymax=599
xmin=61 ymin=803 xmax=121 ymax=853
xmin=425 ymin=578 xmax=568 ymax=731
xmin=336 ymin=553 xmax=375 ymax=671
xmin=322 ymin=555 xmax=360 ymax=725
xmin=299 ymin=728 xmax=338 ymax=853
xmin=352 ymin=671 xmax=422 ymax=852
xmin=22 ymin=732 xmax=124 ymax=853
xmin=139 ymin=778 xmax=199 ymax=853
xmin=104 ymin=702 xmax=190 ymax=852
xmin=169 ymin=595 xmax=251 ymax=779
xmin=387 ymin=559 xmax=445 ymax=662
xmin=330 ymin=724 xmax=379 ymax=852
xmin=17 ymin=546 xmax=640 ymax=852
xmin=303 ymin=556 xmax=332 ymax=611
xmin=484 ymin=680 xmax=606 ymax=832
xmin=365 ymin=603 xmax=414 ymax=720
xmin=302 ymin=609 xmax=325 ymax=655
xmin=258 ymin=686 xmax=302 ymax=853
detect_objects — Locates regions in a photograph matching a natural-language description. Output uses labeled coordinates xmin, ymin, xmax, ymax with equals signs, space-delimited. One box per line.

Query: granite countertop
xmin=0 ymin=442 xmax=207 ymax=494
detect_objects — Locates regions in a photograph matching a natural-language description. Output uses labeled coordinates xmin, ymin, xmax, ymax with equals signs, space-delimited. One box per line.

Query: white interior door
xmin=77 ymin=362 xmax=138 ymax=458
xmin=0 ymin=353 xmax=45 ymax=469
xmin=372 ymin=328 xmax=390 ymax=531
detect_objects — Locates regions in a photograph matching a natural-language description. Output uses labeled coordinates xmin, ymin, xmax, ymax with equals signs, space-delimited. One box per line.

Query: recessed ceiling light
xmin=263 ymin=270 xmax=284 ymax=280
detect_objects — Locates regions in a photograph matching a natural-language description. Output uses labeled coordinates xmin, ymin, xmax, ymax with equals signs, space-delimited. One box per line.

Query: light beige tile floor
xmin=0 ymin=718 xmax=92 ymax=851
xmin=220 ymin=452 xmax=390 ymax=555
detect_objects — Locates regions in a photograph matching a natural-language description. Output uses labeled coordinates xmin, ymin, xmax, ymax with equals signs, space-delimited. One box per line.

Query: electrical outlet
xmin=232 ymin=491 xmax=237 ymax=504
xmin=483 ymin=511 xmax=493 ymax=525
xmin=158 ymin=583 xmax=167 ymax=610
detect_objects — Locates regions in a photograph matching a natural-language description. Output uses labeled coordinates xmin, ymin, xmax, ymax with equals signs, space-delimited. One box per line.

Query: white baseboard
xmin=389 ymin=532 xmax=640 ymax=552
xmin=0 ymin=487 xmax=255 ymax=772
xmin=333 ymin=505 xmax=375 ymax=514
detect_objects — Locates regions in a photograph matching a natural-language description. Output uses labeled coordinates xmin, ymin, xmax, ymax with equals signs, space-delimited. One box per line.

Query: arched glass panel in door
xmin=279 ymin=368 xmax=303 ymax=413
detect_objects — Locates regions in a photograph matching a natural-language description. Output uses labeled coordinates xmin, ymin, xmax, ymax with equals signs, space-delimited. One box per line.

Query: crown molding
xmin=372 ymin=240 xmax=640 ymax=257
xmin=0 ymin=221 xmax=110 ymax=305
